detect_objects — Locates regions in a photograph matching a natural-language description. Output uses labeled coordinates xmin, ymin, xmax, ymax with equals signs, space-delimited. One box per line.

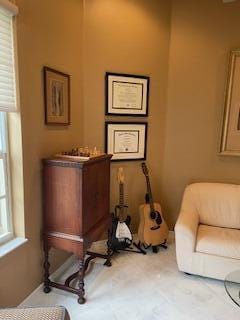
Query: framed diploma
xmin=105 ymin=72 xmax=149 ymax=116
xmin=105 ymin=122 xmax=148 ymax=161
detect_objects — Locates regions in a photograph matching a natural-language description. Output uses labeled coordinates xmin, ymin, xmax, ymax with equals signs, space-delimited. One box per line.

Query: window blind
xmin=0 ymin=0 xmax=18 ymax=16
xmin=0 ymin=0 xmax=18 ymax=112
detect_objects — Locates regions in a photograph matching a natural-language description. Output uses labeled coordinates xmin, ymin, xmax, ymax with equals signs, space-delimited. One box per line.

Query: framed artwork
xmin=43 ymin=67 xmax=70 ymax=125
xmin=105 ymin=72 xmax=149 ymax=116
xmin=220 ymin=51 xmax=240 ymax=155
xmin=105 ymin=122 xmax=148 ymax=161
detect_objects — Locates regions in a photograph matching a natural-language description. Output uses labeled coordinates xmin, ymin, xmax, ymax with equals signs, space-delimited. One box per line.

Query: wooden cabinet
xmin=42 ymin=154 xmax=112 ymax=304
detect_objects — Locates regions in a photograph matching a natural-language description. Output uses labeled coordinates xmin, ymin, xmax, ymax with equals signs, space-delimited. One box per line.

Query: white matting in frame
xmin=106 ymin=73 xmax=149 ymax=116
xmin=105 ymin=122 xmax=147 ymax=161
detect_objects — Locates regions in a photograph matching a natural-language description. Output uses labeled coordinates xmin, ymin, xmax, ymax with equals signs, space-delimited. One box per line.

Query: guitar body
xmin=138 ymin=202 xmax=169 ymax=246
xmin=110 ymin=214 xmax=132 ymax=251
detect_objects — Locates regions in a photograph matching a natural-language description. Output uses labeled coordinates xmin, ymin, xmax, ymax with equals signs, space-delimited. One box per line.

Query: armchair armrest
xmin=175 ymin=209 xmax=199 ymax=252
xmin=174 ymin=185 xmax=200 ymax=273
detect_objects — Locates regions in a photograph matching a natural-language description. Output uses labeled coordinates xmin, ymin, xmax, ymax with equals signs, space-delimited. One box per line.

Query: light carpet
xmin=20 ymin=234 xmax=239 ymax=319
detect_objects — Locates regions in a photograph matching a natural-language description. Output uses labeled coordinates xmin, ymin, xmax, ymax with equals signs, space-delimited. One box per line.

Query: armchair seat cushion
xmin=196 ymin=224 xmax=240 ymax=260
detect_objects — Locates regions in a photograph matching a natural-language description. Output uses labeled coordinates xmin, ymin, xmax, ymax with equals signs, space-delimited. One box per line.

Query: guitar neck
xmin=119 ymin=183 xmax=125 ymax=216
xmin=145 ymin=175 xmax=155 ymax=212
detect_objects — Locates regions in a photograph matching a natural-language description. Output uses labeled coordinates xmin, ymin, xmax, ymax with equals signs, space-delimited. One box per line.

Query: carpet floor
xmin=20 ymin=234 xmax=239 ymax=319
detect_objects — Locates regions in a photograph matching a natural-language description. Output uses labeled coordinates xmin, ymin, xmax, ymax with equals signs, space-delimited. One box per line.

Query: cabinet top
xmin=42 ymin=154 xmax=112 ymax=168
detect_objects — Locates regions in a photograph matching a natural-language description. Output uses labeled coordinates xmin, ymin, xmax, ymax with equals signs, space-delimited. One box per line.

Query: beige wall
xmin=2 ymin=0 xmax=240 ymax=307
xmin=0 ymin=0 xmax=172 ymax=307
xmin=162 ymin=0 xmax=240 ymax=228
xmin=83 ymin=0 xmax=172 ymax=231
xmin=0 ymin=0 xmax=83 ymax=306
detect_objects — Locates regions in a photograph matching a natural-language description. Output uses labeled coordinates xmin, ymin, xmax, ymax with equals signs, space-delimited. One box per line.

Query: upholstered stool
xmin=0 ymin=306 xmax=70 ymax=320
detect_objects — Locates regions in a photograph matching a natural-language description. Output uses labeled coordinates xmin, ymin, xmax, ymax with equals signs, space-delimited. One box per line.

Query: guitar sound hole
xmin=156 ymin=214 xmax=162 ymax=225
xmin=150 ymin=211 xmax=156 ymax=219
xmin=150 ymin=211 xmax=162 ymax=225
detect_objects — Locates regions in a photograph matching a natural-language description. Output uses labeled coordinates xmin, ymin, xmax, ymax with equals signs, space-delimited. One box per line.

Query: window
xmin=0 ymin=0 xmax=19 ymax=245
xmin=0 ymin=112 xmax=12 ymax=243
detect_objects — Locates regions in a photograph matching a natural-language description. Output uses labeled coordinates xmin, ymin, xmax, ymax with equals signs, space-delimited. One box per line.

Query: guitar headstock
xmin=141 ymin=162 xmax=149 ymax=177
xmin=117 ymin=167 xmax=125 ymax=184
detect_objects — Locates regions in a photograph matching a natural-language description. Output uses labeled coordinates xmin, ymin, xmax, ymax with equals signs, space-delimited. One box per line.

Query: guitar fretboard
xmin=119 ymin=183 xmax=125 ymax=217
xmin=145 ymin=175 xmax=155 ymax=212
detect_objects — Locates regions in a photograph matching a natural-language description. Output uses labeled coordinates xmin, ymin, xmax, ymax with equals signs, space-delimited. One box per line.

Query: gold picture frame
xmin=43 ymin=67 xmax=70 ymax=125
xmin=220 ymin=51 xmax=240 ymax=155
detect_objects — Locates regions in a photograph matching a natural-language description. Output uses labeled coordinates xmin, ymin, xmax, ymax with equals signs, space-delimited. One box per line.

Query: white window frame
xmin=0 ymin=0 xmax=19 ymax=246
xmin=0 ymin=112 xmax=13 ymax=244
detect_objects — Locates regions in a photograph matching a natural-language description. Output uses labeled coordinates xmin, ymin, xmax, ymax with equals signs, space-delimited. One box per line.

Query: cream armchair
xmin=175 ymin=183 xmax=240 ymax=280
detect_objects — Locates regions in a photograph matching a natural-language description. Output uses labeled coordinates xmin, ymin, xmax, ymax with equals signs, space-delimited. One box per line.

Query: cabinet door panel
xmin=43 ymin=165 xmax=82 ymax=236
xmin=82 ymin=160 xmax=110 ymax=236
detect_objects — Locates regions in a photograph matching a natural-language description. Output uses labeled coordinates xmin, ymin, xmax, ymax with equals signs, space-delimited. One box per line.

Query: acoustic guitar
xmin=138 ymin=163 xmax=169 ymax=247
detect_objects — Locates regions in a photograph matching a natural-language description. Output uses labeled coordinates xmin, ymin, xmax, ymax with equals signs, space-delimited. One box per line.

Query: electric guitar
xmin=110 ymin=168 xmax=132 ymax=250
xmin=138 ymin=163 xmax=169 ymax=246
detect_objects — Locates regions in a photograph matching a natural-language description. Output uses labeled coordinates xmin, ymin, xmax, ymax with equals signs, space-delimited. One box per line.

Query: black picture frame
xmin=105 ymin=72 xmax=149 ymax=117
xmin=105 ymin=121 xmax=148 ymax=161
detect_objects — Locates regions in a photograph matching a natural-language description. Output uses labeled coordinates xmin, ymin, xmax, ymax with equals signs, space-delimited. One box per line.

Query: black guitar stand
xmin=142 ymin=239 xmax=168 ymax=254
xmin=152 ymin=241 xmax=168 ymax=253
xmin=114 ymin=241 xmax=146 ymax=255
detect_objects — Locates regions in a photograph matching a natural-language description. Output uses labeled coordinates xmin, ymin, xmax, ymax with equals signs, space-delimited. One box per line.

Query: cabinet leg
xmin=104 ymin=229 xmax=112 ymax=267
xmin=77 ymin=259 xmax=86 ymax=304
xmin=43 ymin=243 xmax=51 ymax=293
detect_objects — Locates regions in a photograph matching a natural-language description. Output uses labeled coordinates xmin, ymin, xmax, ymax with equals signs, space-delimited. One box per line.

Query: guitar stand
xmin=112 ymin=241 xmax=146 ymax=255
xmin=142 ymin=239 xmax=168 ymax=254
xmin=153 ymin=240 xmax=168 ymax=253
xmin=133 ymin=241 xmax=147 ymax=254
xmin=122 ymin=241 xmax=146 ymax=255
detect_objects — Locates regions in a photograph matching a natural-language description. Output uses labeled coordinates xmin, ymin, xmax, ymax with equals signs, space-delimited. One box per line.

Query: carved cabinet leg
xmin=77 ymin=259 xmax=86 ymax=304
xmin=43 ymin=243 xmax=51 ymax=293
xmin=104 ymin=229 xmax=112 ymax=267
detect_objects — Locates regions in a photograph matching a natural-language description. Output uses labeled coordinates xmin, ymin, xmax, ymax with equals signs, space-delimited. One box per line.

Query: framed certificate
xmin=105 ymin=122 xmax=148 ymax=161
xmin=105 ymin=73 xmax=149 ymax=116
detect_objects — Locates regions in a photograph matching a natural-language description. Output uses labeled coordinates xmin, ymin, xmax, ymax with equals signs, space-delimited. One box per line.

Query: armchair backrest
xmin=184 ymin=183 xmax=240 ymax=229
